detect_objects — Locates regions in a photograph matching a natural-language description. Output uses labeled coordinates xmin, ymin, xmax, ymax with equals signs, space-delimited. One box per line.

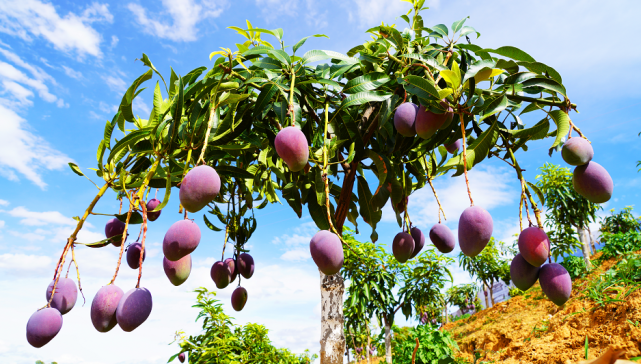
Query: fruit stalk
xmin=423 ymin=155 xmax=446 ymax=223
xmin=48 ymin=182 xmax=110 ymax=308
xmin=506 ymin=146 xmax=543 ymax=229
xmin=136 ymin=198 xmax=148 ymax=288
xmin=197 ymin=76 xmax=227 ymax=165
xmin=458 ymin=110 xmax=474 ymax=206
xmin=109 ymin=202 xmax=133 ymax=284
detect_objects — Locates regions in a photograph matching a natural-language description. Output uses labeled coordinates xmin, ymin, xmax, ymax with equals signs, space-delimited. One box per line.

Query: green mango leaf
xmin=215 ymin=165 xmax=255 ymax=179
xmin=459 ymin=26 xmax=480 ymax=38
xmin=241 ymin=45 xmax=273 ymax=57
xmin=479 ymin=95 xmax=508 ymax=121
xmin=339 ymin=91 xmax=391 ymax=110
xmin=342 ymin=73 xmax=390 ymax=94
xmin=203 ymin=214 xmax=223 ymax=232
xmin=78 ymin=235 xmax=120 ymax=249
xmin=399 ymin=54 xmax=448 ymax=71
xmin=526 ymin=181 xmax=545 ymax=206
xmin=292 ymin=34 xmax=329 ymax=54
xmin=547 ymin=110 xmax=571 ymax=152
xmin=480 ymin=46 xmax=536 ymax=63
xmin=251 ymin=57 xmax=282 ymax=70
xmin=451 ymin=16 xmax=468 ymax=33
xmin=518 ymin=61 xmax=563 ymax=84
xmin=364 ymin=150 xmax=389 ymax=188
xmin=116 ymin=211 xmax=143 ymax=225
xmin=522 ymin=77 xmax=567 ymax=98
xmin=68 ymin=162 xmax=84 ymax=177
xmin=253 ymin=83 xmax=279 ymax=119
xmin=119 ymin=69 xmax=153 ymax=123
xmin=431 ymin=24 xmax=449 ymax=37
xmin=403 ymin=75 xmax=440 ymax=99
xmin=267 ymin=49 xmax=291 ymax=65
xmin=218 ymin=93 xmax=250 ymax=107
xmin=107 ymin=128 xmax=152 ymax=164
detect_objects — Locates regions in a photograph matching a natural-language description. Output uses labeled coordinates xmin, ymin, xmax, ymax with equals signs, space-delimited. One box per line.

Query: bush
xmin=598 ymin=232 xmax=641 ymax=262
xmin=451 ymin=313 xmax=471 ymax=322
xmin=170 ymin=288 xmax=316 ymax=364
xmin=560 ymin=255 xmax=588 ymax=280
xmin=600 ymin=206 xmax=641 ymax=235
xmin=508 ymin=287 xmax=526 ymax=297
xmin=614 ymin=254 xmax=641 ymax=281
xmin=392 ymin=324 xmax=459 ymax=364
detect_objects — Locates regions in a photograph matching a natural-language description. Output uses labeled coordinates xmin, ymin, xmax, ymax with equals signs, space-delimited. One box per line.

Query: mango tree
xmin=29 ymin=0 xmax=614 ymax=361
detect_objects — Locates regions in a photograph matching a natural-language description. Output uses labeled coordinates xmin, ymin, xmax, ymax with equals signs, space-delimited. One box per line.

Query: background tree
xmin=170 ymin=288 xmax=317 ymax=364
xmin=446 ymin=283 xmax=482 ymax=316
xmin=535 ymin=163 xmax=601 ymax=268
xmin=459 ymin=238 xmax=511 ymax=307
xmin=40 ymin=0 xmax=588 ymax=360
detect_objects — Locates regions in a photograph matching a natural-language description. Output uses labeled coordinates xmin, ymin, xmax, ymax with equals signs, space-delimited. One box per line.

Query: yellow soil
xmin=442 ymin=252 xmax=641 ymax=364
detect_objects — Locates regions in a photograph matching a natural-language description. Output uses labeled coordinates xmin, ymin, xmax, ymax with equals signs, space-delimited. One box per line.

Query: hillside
xmin=442 ymin=251 xmax=641 ymax=364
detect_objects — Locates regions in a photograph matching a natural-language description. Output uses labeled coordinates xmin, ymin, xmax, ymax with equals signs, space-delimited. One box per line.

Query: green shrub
xmin=598 ymin=232 xmax=641 ymax=263
xmin=509 ymin=287 xmax=526 ymax=297
xmin=170 ymin=288 xmax=316 ymax=364
xmin=600 ymin=207 xmax=641 ymax=235
xmin=451 ymin=313 xmax=471 ymax=322
xmin=614 ymin=254 xmax=641 ymax=281
xmin=392 ymin=324 xmax=459 ymax=364
xmin=560 ymin=255 xmax=588 ymax=279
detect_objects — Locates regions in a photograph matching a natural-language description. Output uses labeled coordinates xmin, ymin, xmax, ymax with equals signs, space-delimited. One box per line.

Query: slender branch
xmin=423 ymin=155 xmax=446 ymax=223
xmin=458 ymin=110 xmax=474 ymax=206
xmin=136 ymin=199 xmax=148 ymax=288
xmin=505 ymin=145 xmax=543 ymax=228
xmin=411 ymin=338 xmax=420 ymax=364
xmin=197 ymin=76 xmax=226 ymax=165
xmin=70 ymin=244 xmax=85 ymax=305
xmin=109 ymin=202 xmax=133 ymax=285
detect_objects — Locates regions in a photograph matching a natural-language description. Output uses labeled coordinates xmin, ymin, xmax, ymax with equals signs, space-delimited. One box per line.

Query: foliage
xmin=446 ymin=284 xmax=481 ymax=314
xmin=451 ymin=313 xmax=471 ymax=322
xmin=392 ymin=324 xmax=459 ymax=364
xmin=508 ymin=287 xmax=526 ymax=298
xmin=458 ymin=238 xmax=510 ymax=304
xmin=597 ymin=232 xmax=641 ymax=263
xmin=535 ymin=163 xmax=600 ymax=262
xmin=600 ymin=206 xmax=641 ymax=235
xmin=398 ymin=249 xmax=454 ymax=321
xmin=583 ymin=266 xmax=640 ymax=310
xmin=559 ymin=255 xmax=587 ymax=280
xmin=614 ymin=254 xmax=641 ymax=281
xmin=170 ymin=288 xmax=317 ymax=364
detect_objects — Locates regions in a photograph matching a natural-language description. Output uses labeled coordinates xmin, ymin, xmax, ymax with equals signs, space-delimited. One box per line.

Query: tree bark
xmin=366 ymin=326 xmax=371 ymax=364
xmin=587 ymin=225 xmax=597 ymax=254
xmin=577 ymin=227 xmax=593 ymax=270
xmin=320 ymin=270 xmax=345 ymax=364
xmin=384 ymin=316 xmax=392 ymax=364
xmin=489 ymin=281 xmax=495 ymax=306
xmin=483 ymin=283 xmax=490 ymax=309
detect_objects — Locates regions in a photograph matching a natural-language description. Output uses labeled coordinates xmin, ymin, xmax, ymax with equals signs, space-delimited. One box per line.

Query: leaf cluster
xmin=559 ymin=255 xmax=588 ymax=280
xmin=170 ymin=288 xmax=317 ymax=364
xmin=391 ymin=324 xmax=459 ymax=364
xmin=458 ymin=238 xmax=510 ymax=293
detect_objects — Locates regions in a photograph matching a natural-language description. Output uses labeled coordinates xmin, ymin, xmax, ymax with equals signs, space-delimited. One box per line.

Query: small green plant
xmin=600 ymin=206 xmax=641 ymax=235
xmin=508 ymin=287 xmax=525 ymax=297
xmin=392 ymin=324 xmax=459 ymax=364
xmin=170 ymin=288 xmax=317 ymax=363
xmin=560 ymin=255 xmax=588 ymax=279
xmin=584 ymin=268 xmax=640 ymax=310
xmin=597 ymin=232 xmax=641 ymax=263
xmin=452 ymin=313 xmax=471 ymax=322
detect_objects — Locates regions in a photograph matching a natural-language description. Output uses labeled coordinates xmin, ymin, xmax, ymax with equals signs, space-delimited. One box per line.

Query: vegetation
xmin=31 ymin=0 xmax=613 ymax=360
xmin=446 ymin=284 xmax=481 ymax=315
xmin=559 ymin=255 xmax=587 ymax=280
xmin=458 ymin=238 xmax=511 ymax=307
xmin=170 ymin=288 xmax=317 ymax=363
xmin=392 ymin=324 xmax=459 ymax=364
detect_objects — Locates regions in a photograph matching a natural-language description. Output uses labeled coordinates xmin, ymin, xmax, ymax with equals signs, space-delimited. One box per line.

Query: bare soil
xmin=442 ymin=252 xmax=641 ymax=364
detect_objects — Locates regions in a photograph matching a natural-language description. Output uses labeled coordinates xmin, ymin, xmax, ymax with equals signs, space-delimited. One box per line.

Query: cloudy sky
xmin=0 ymin=0 xmax=640 ymax=363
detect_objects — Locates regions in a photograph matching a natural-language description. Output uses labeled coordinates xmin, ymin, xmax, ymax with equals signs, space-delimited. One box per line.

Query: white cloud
xmin=0 ymin=104 xmax=70 ymax=188
xmin=347 ymin=0 xmax=438 ymax=27
xmin=102 ymin=74 xmax=127 ymax=93
xmin=62 ymin=65 xmax=82 ymax=79
xmin=134 ymin=97 xmax=151 ymax=118
xmin=9 ymin=230 xmax=45 ymax=242
xmin=127 ymin=0 xmax=227 ymax=42
xmin=0 ymin=0 xmax=113 ymax=57
xmin=0 ymin=253 xmax=52 ymax=276
xmin=0 ymin=47 xmax=53 ymax=83
xmin=281 ymin=248 xmax=310 ymax=261
xmin=110 ymin=35 xmax=119 ymax=48
xmin=1 ymin=80 xmax=33 ymax=106
xmin=0 ymin=221 xmax=4 ymax=229
xmin=384 ymin=165 xmax=516 ymax=228
xmin=0 ymin=200 xmax=9 ymax=206
xmin=99 ymin=101 xmax=118 ymax=114
xmin=3 ymin=206 xmax=77 ymax=226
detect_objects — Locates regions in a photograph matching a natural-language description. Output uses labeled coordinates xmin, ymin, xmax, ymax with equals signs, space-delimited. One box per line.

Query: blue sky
xmin=0 ymin=0 xmax=640 ymax=363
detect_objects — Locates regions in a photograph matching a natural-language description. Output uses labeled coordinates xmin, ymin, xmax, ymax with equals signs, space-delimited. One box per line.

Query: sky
xmin=0 ymin=0 xmax=640 ymax=363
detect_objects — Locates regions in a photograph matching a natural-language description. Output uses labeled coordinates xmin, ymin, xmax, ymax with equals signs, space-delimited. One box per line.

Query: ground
xmin=442 ymin=251 xmax=641 ymax=364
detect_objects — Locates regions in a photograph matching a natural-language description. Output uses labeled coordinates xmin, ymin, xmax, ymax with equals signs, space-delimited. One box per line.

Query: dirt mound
xmin=443 ymin=253 xmax=641 ymax=364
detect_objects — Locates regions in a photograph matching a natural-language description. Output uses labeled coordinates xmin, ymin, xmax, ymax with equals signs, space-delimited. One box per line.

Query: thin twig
xmin=411 ymin=338 xmax=420 ymax=364
xmin=70 ymin=244 xmax=85 ymax=305
xmin=459 ymin=110 xmax=474 ymax=206
xmin=109 ymin=202 xmax=133 ymax=285
xmin=136 ymin=199 xmax=148 ymax=288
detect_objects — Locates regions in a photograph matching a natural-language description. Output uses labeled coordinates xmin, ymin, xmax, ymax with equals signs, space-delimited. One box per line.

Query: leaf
xmin=380 ymin=26 xmax=404 ymax=50
xmin=364 ymin=150 xmax=389 ymax=188
xmin=342 ymin=73 xmax=390 ymax=94
xmin=267 ymin=49 xmax=291 ymax=65
xmin=78 ymin=235 xmax=119 ymax=249
xmin=522 ymin=77 xmax=567 ymax=97
xmin=479 ymin=95 xmax=508 ymax=121
xmin=518 ymin=61 xmax=563 ymax=84
xmin=203 ymin=214 xmax=223 ymax=232
xmin=253 ymin=83 xmax=279 ymax=119
xmin=107 ymin=128 xmax=152 ymax=164
xmin=357 ymin=176 xmax=379 ymax=233
xmin=548 ymin=110 xmax=571 ymax=152
xmin=293 ymin=34 xmax=329 ymax=54
xmin=215 ymin=165 xmax=255 ymax=179
xmin=461 ymin=59 xmax=495 ymax=84
xmin=431 ymin=24 xmax=449 ymax=37
xmin=451 ymin=16 xmax=468 ymax=33
xmin=139 ymin=53 xmax=167 ymax=92
xmin=119 ymin=69 xmax=153 ymax=123
xmin=403 ymin=75 xmax=440 ymax=99
xmin=251 ymin=57 xmax=282 ymax=70
xmin=241 ymin=45 xmax=273 ymax=56
xmin=440 ymin=61 xmax=461 ymax=89
xmin=68 ymin=163 xmax=84 ymax=176
xmin=481 ymin=46 xmax=536 ymax=63
xmin=301 ymin=49 xmax=329 ymax=64
xmin=339 ymin=91 xmax=391 ymax=110
xmin=218 ymin=93 xmax=250 ymax=106
xmin=460 ymin=26 xmax=480 ymax=38
xmin=115 ymin=211 xmax=143 ymax=225
xmin=527 ymin=181 xmax=545 ymax=206
xmin=399 ymin=54 xmax=447 ymax=71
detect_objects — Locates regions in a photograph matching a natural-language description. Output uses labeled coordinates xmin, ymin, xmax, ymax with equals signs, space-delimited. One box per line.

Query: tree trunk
xmin=320 ymin=271 xmax=345 ymax=364
xmin=366 ymin=327 xmax=371 ymax=364
xmin=587 ymin=225 xmax=597 ymax=254
xmin=577 ymin=227 xmax=593 ymax=270
xmin=489 ymin=281 xmax=495 ymax=306
xmin=483 ymin=283 xmax=490 ymax=309
xmin=384 ymin=316 xmax=392 ymax=364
